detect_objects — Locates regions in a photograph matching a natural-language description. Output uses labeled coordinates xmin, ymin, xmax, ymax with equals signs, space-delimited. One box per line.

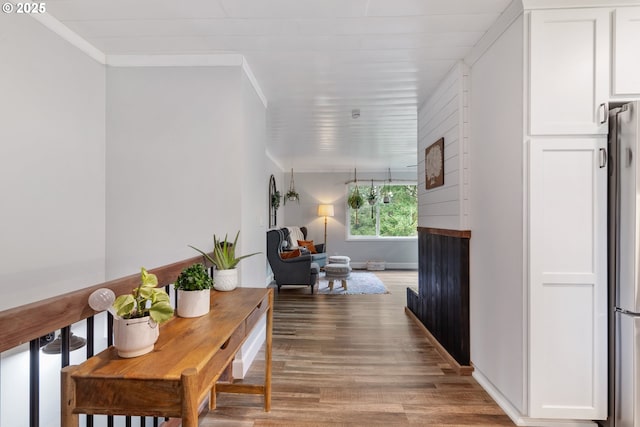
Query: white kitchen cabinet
xmin=529 ymin=8 xmax=610 ymax=135
xmin=528 ymin=137 xmax=607 ymax=420
xmin=613 ymin=7 xmax=640 ymax=96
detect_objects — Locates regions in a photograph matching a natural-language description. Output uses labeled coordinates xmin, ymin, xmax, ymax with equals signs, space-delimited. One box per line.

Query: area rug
xmin=316 ymin=271 xmax=389 ymax=295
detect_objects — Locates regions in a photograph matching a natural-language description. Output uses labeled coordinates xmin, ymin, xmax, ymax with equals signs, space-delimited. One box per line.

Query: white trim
xmin=350 ymin=262 xmax=418 ymax=270
xmin=472 ymin=369 xmax=597 ymax=427
xmin=465 ymin=0 xmax=524 ymax=66
xmin=241 ymin=58 xmax=268 ymax=109
xmin=265 ymin=150 xmax=286 ymax=172
xmin=105 ymin=54 xmax=243 ymax=68
xmin=522 ymin=0 xmax=640 ymax=8
xmin=232 ymin=315 xmax=266 ymax=379
xmin=27 ymin=11 xmax=105 ymax=64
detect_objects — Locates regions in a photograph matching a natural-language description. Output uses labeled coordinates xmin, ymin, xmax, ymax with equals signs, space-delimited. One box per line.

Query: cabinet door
xmin=530 ymin=9 xmax=610 ymax=135
xmin=613 ymin=7 xmax=640 ymax=96
xmin=529 ymin=137 xmax=607 ymax=420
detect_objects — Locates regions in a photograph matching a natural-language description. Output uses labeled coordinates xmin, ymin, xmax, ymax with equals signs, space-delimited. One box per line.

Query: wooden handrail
xmin=0 ymin=254 xmax=214 ymax=353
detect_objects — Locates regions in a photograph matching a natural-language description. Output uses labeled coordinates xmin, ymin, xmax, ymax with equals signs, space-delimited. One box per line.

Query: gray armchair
xmin=281 ymin=226 xmax=327 ymax=267
xmin=267 ymin=229 xmax=319 ymax=293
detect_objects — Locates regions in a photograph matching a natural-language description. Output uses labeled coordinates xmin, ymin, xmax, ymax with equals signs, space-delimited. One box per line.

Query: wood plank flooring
xmin=203 ymin=270 xmax=514 ymax=426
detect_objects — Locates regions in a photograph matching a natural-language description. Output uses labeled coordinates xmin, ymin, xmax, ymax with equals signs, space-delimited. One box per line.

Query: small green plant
xmin=348 ymin=187 xmax=364 ymax=209
xmin=284 ymin=190 xmax=299 ymax=205
xmin=271 ymin=190 xmax=281 ymax=210
xmin=190 ymin=230 xmax=261 ymax=270
xmin=174 ymin=263 xmax=214 ymax=291
xmin=112 ymin=267 xmax=174 ymax=324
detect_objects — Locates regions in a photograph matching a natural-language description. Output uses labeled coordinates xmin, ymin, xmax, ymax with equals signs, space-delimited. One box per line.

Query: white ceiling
xmin=42 ymin=0 xmax=512 ymax=172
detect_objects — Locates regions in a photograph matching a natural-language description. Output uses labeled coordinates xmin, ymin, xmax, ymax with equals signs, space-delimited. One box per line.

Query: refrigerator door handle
xmin=600 ymin=148 xmax=607 ymax=168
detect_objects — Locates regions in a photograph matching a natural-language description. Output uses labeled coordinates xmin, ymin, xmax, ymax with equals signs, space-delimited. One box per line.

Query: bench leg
xmin=328 ymin=280 xmax=334 ymax=291
xmin=342 ymin=279 xmax=348 ymax=290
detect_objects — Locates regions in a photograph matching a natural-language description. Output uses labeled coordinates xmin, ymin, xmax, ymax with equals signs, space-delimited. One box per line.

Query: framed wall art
xmin=425 ymin=137 xmax=444 ymax=190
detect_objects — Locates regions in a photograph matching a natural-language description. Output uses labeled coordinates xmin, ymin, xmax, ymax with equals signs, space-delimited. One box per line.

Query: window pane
xmin=347 ymin=183 xmax=417 ymax=238
xmin=350 ymin=205 xmax=376 ymax=236
xmin=379 ymin=185 xmax=417 ymax=237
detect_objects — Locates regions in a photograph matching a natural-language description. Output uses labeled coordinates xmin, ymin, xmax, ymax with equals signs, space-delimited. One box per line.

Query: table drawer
xmin=246 ymin=294 xmax=269 ymax=332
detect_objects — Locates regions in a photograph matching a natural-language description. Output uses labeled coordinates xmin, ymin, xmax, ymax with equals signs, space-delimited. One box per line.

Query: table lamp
xmin=317 ymin=204 xmax=335 ymax=254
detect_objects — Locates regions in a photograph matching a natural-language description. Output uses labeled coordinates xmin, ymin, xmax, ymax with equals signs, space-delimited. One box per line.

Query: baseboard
xmin=404 ymin=307 xmax=473 ymax=376
xmin=232 ymin=314 xmax=266 ymax=379
xmin=472 ymin=368 xmax=598 ymax=427
xmin=351 ymin=262 xmax=418 ymax=270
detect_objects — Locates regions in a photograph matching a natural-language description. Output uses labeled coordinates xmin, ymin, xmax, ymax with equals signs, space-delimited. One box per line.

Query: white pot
xmin=113 ymin=316 xmax=159 ymax=358
xmin=177 ymin=289 xmax=210 ymax=318
xmin=214 ymin=269 xmax=238 ymax=291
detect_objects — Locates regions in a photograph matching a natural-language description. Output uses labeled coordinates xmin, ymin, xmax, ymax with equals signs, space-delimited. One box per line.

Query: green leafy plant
xmin=112 ymin=267 xmax=174 ymax=324
xmin=366 ymin=182 xmax=377 ymax=206
xmin=348 ymin=186 xmax=364 ymax=209
xmin=190 ymin=230 xmax=261 ymax=270
xmin=284 ymin=190 xmax=299 ymax=204
xmin=174 ymin=263 xmax=214 ymax=291
xmin=271 ymin=190 xmax=281 ymax=210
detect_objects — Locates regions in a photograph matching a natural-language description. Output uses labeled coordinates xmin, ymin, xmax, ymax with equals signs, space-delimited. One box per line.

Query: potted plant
xmin=348 ymin=186 xmax=364 ymax=209
xmin=366 ymin=180 xmax=377 ymax=206
xmin=284 ymin=168 xmax=300 ymax=204
xmin=111 ymin=267 xmax=174 ymax=358
xmin=189 ymin=230 xmax=261 ymax=291
xmin=271 ymin=190 xmax=281 ymax=210
xmin=174 ymin=263 xmax=214 ymax=318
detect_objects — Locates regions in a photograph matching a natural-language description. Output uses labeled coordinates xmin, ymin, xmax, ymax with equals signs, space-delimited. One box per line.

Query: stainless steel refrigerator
xmin=608 ymin=101 xmax=640 ymax=427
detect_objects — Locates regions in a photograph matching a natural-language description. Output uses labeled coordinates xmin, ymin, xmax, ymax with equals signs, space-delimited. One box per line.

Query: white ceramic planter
xmin=113 ymin=316 xmax=159 ymax=358
xmin=177 ymin=289 xmax=210 ymax=317
xmin=214 ymin=269 xmax=238 ymax=291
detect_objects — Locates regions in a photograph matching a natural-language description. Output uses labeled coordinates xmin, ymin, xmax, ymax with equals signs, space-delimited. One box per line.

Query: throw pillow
xmin=297 ymin=240 xmax=318 ymax=254
xmin=280 ymin=249 xmax=301 ymax=260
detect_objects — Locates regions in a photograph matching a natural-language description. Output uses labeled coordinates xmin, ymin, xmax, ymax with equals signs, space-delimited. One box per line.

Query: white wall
xmin=469 ymin=15 xmax=525 ymax=413
xmin=238 ymin=69 xmax=268 ymax=287
xmin=417 ymin=61 xmax=470 ymax=230
xmin=0 ymin=12 xmax=106 ymax=311
xmin=283 ymin=171 xmax=418 ymax=268
xmin=0 ymin=12 xmax=106 ymax=427
xmin=106 ymin=66 xmax=266 ymax=287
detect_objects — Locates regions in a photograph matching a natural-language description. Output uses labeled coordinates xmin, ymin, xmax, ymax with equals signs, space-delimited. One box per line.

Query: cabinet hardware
xmin=600 ymin=148 xmax=607 ymax=168
xmin=599 ymin=103 xmax=608 ymax=125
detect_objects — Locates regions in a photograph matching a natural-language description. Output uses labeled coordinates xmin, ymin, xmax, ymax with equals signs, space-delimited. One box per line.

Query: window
xmin=347 ymin=183 xmax=418 ymax=239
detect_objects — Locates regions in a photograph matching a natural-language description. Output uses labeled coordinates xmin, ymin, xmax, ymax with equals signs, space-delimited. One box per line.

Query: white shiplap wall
xmin=417 ymin=61 xmax=470 ymax=230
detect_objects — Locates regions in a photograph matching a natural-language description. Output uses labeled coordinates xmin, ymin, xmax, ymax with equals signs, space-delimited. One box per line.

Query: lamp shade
xmin=317 ymin=204 xmax=335 ymax=217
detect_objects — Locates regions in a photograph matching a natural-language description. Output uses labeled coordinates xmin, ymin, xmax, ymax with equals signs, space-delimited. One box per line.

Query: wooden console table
xmin=61 ymin=288 xmax=273 ymax=427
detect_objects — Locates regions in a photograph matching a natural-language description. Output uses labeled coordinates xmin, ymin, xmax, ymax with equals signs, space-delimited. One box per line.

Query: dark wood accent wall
xmin=407 ymin=227 xmax=470 ymax=365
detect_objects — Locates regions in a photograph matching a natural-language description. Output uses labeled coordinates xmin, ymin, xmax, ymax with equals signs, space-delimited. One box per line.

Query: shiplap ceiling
xmin=43 ymin=0 xmax=511 ymax=172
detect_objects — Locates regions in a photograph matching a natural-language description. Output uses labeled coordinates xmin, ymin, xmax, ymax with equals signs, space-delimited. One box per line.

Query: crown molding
xmin=27 ymin=10 xmax=268 ymax=108
xmin=28 ymin=11 xmax=105 ymax=64
xmin=465 ymin=0 xmax=524 ymax=66
xmin=241 ymin=58 xmax=268 ymax=109
xmin=105 ymin=54 xmax=243 ymax=67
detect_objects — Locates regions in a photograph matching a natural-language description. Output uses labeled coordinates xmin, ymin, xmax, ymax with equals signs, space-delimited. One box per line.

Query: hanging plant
xmin=348 ymin=187 xmax=364 ymax=209
xmin=348 ymin=169 xmax=364 ymax=225
xmin=367 ymin=180 xmax=377 ymax=205
xmin=284 ymin=168 xmax=300 ymax=205
xmin=367 ymin=179 xmax=377 ymax=218
xmin=382 ymin=168 xmax=393 ymax=204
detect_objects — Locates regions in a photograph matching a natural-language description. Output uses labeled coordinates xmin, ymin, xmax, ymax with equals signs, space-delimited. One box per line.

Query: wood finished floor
xmin=203 ymin=270 xmax=514 ymax=426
